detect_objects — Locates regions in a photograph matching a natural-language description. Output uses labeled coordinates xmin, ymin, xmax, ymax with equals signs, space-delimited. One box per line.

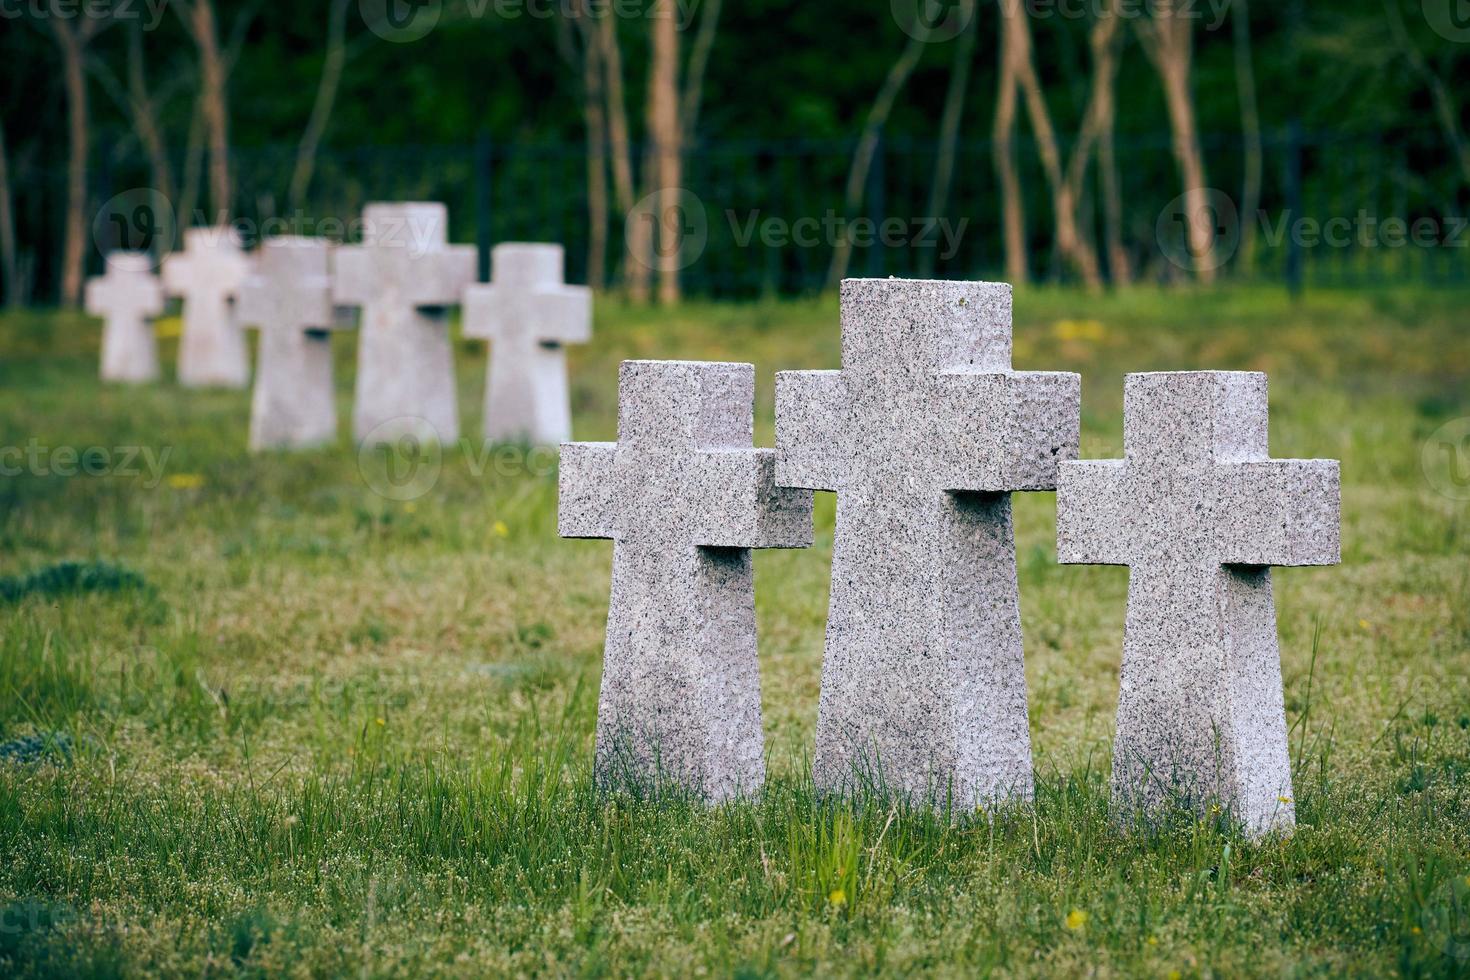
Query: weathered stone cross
xmin=559 ymin=360 xmax=813 ymax=801
xmin=86 ymin=251 xmax=164 ymax=384
xmin=162 ymin=226 xmax=252 ymax=389
xmin=1056 ymin=371 xmax=1340 ymax=837
xmin=236 ymin=237 xmax=340 ymax=452
xmin=463 ymin=243 xmax=591 ymax=445
xmin=776 ymin=278 xmax=1080 ymax=808
xmin=333 ymin=203 xmax=477 ymax=446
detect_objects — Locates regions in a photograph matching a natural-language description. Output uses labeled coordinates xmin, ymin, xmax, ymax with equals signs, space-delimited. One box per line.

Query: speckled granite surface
xmin=1057 ymin=371 xmax=1341 ymax=837
xmin=777 ymin=278 xmax=1080 ymax=809
xmin=560 ymin=360 xmax=813 ymax=801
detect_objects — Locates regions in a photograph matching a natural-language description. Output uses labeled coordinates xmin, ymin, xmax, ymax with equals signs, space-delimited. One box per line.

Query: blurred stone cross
xmin=162 ymin=226 xmax=252 ymax=389
xmin=463 ymin=243 xmax=592 ymax=445
xmin=333 ymin=202 xmax=477 ymax=447
xmin=86 ymin=251 xmax=164 ymax=384
xmin=775 ymin=278 xmax=1080 ymax=809
xmin=559 ymin=360 xmax=813 ymax=801
xmin=236 ymin=237 xmax=341 ymax=452
xmin=1056 ymin=371 xmax=1340 ymax=837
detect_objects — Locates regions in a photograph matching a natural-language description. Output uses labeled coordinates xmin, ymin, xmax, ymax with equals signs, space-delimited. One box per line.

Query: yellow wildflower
xmin=493 ymin=520 xmax=510 ymax=538
xmin=167 ymin=473 xmax=205 ymax=490
xmin=828 ymin=888 xmax=847 ymax=907
xmin=1065 ymin=909 xmax=1087 ymax=930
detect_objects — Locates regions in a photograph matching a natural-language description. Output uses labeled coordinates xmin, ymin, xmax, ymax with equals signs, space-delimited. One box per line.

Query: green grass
xmin=0 ymin=286 xmax=1468 ymax=977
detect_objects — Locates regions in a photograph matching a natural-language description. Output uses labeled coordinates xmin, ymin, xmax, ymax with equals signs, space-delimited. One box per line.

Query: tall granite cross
xmin=333 ymin=203 xmax=477 ymax=446
xmin=559 ymin=360 xmax=813 ymax=801
xmin=463 ymin=243 xmax=592 ymax=445
xmin=1056 ymin=371 xmax=1340 ymax=837
xmin=162 ymin=226 xmax=252 ymax=389
xmin=85 ymin=251 xmax=164 ymax=384
xmin=776 ymin=279 xmax=1080 ymax=808
xmin=236 ymin=237 xmax=340 ymax=452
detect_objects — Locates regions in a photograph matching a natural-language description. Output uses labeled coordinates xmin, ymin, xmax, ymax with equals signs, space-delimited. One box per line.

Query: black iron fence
xmin=13 ymin=124 xmax=1470 ymax=304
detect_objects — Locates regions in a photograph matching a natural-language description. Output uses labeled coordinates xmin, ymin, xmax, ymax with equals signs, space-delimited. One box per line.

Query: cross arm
xmin=558 ymin=442 xmax=619 ymax=540
xmin=935 ymin=370 xmax=1080 ymax=491
xmin=688 ymin=449 xmax=813 ymax=550
xmin=235 ymin=273 xmax=271 ymax=329
xmin=459 ymin=283 xmax=498 ymax=341
xmin=1215 ymin=459 xmax=1341 ymax=567
xmin=404 ymin=245 xmax=478 ymax=309
xmin=535 ymin=286 xmax=592 ymax=345
xmin=1056 ymin=459 xmax=1132 ymax=565
xmin=775 ymin=370 xmax=845 ymax=491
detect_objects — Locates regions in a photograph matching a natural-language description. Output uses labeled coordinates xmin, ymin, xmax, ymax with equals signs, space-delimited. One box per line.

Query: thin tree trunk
xmin=0 ymin=121 xmax=18 ymax=308
xmin=179 ymin=0 xmax=232 ymax=222
xmin=919 ymin=0 xmax=978 ymax=279
xmin=827 ymin=29 xmax=928 ymax=288
xmin=290 ymin=0 xmax=352 ymax=212
xmin=993 ymin=6 xmax=1027 ymax=284
xmin=1233 ymin=0 xmax=1262 ymax=270
xmin=1094 ymin=0 xmax=1130 ymax=284
xmin=1136 ymin=0 xmax=1216 ymax=282
xmin=650 ymin=6 xmax=682 ymax=306
xmin=179 ymin=98 xmax=207 ymax=231
xmin=50 ymin=20 xmax=94 ymax=307
xmin=1383 ymin=0 xmax=1470 ymax=185
xmin=679 ymin=0 xmax=723 ymax=138
xmin=601 ymin=13 xmax=649 ymax=301
xmin=1004 ymin=0 xmax=1103 ymax=290
xmin=572 ymin=5 xmax=609 ymax=291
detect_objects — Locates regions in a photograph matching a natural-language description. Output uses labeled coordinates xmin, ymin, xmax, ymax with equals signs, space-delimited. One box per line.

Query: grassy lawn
xmin=1 ymin=286 xmax=1468 ymax=977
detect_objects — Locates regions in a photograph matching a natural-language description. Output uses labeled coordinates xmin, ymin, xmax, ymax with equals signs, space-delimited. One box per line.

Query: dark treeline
xmin=2 ymin=0 xmax=1468 ymax=304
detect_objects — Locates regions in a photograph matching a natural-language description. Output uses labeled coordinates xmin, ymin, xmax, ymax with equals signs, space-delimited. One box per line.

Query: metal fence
xmin=16 ymin=124 xmax=1470 ymax=303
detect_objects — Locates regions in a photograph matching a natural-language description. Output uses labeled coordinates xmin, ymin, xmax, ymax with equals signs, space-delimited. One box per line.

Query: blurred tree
xmin=0 ymin=120 xmax=17 ymax=308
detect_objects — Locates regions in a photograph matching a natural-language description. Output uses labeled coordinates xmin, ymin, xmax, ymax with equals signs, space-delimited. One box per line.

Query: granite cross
xmin=236 ymin=237 xmax=340 ymax=452
xmin=162 ymin=226 xmax=252 ymax=389
xmin=86 ymin=251 xmax=165 ymax=384
xmin=559 ymin=360 xmax=813 ymax=801
xmin=463 ymin=243 xmax=592 ymax=445
xmin=1056 ymin=371 xmax=1340 ymax=837
xmin=333 ymin=202 xmax=477 ymax=446
xmin=776 ymin=278 xmax=1080 ymax=808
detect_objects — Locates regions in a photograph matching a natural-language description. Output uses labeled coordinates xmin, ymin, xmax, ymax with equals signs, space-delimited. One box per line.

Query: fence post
xmin=1284 ymin=119 xmax=1304 ymax=300
xmin=866 ymin=135 xmax=886 ymax=278
xmin=475 ymin=132 xmax=493 ymax=282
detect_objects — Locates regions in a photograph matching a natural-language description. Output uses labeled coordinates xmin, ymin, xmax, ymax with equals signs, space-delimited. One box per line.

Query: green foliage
xmin=0 ymin=289 xmax=1467 ymax=975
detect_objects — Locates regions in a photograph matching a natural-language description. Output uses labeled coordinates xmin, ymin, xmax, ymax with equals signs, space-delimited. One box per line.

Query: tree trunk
xmin=1137 ymin=1 xmax=1216 ymax=282
xmin=993 ymin=8 xmax=1027 ymax=285
xmin=1383 ymin=0 xmax=1470 ymax=186
xmin=179 ymin=0 xmax=232 ymax=222
xmin=1003 ymin=0 xmax=1103 ymax=290
xmin=679 ymin=0 xmax=723 ymax=138
xmin=573 ymin=5 xmax=609 ymax=291
xmin=1094 ymin=0 xmax=1131 ymax=285
xmin=1233 ymin=0 xmax=1262 ymax=270
xmin=290 ymin=0 xmax=352 ymax=211
xmin=50 ymin=20 xmax=91 ymax=307
xmin=0 ymin=121 xmax=18 ymax=308
xmin=826 ymin=29 xmax=927 ymax=288
xmin=649 ymin=4 xmax=683 ymax=306
xmin=919 ymin=0 xmax=978 ymax=279
xmin=179 ymin=98 xmax=208 ymax=232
